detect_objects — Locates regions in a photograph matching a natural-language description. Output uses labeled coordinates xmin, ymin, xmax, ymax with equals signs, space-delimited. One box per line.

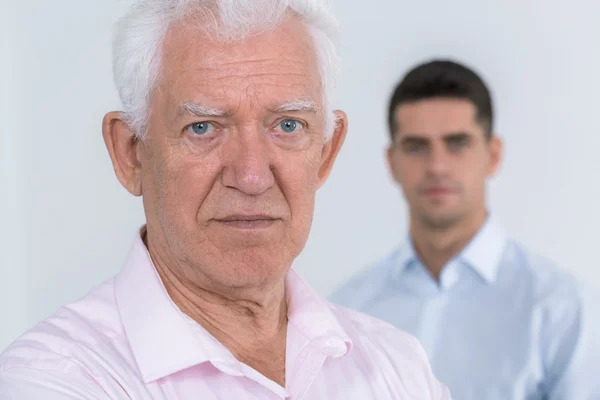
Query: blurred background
xmin=1 ymin=0 xmax=599 ymax=351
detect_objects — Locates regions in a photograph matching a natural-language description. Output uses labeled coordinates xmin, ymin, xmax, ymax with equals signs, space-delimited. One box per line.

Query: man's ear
xmin=317 ymin=110 xmax=348 ymax=187
xmin=386 ymin=145 xmax=396 ymax=181
xmin=385 ymin=144 xmax=403 ymax=185
xmin=488 ymin=135 xmax=503 ymax=176
xmin=102 ymin=111 xmax=143 ymax=196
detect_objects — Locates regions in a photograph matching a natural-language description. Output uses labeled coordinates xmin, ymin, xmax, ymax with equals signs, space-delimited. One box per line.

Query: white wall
xmin=1 ymin=1 xmax=28 ymax=350
xmin=2 ymin=0 xmax=599 ymax=350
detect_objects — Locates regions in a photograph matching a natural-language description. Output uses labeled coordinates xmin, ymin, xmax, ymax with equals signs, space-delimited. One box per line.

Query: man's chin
xmin=191 ymin=246 xmax=296 ymax=287
xmin=418 ymin=212 xmax=464 ymax=230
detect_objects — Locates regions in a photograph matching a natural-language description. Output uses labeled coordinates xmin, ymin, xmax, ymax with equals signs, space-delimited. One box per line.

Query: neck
xmin=410 ymin=208 xmax=487 ymax=280
xmin=145 ymin=232 xmax=288 ymax=387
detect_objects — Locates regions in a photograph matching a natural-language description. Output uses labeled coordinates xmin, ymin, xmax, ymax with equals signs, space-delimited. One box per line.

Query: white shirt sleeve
xmin=0 ymin=366 xmax=109 ymax=400
xmin=546 ymin=286 xmax=600 ymax=399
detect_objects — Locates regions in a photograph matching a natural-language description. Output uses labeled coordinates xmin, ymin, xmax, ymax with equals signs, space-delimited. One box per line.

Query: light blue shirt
xmin=331 ymin=217 xmax=600 ymax=400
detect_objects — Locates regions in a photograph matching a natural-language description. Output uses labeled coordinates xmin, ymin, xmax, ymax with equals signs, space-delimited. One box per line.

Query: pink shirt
xmin=0 ymin=234 xmax=451 ymax=399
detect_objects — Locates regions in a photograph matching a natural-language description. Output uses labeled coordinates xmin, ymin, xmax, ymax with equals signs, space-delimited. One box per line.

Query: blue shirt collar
xmin=396 ymin=216 xmax=508 ymax=284
xmin=459 ymin=216 xmax=507 ymax=283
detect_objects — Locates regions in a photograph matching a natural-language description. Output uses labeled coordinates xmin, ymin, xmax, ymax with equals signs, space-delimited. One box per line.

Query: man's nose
xmin=220 ymin=126 xmax=275 ymax=196
xmin=425 ymin=143 xmax=450 ymax=177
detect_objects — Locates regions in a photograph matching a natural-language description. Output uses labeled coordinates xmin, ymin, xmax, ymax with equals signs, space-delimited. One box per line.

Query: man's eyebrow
xmin=397 ymin=132 xmax=473 ymax=143
xmin=271 ymin=97 xmax=319 ymax=113
xmin=178 ymin=102 xmax=228 ymax=118
xmin=442 ymin=132 xmax=471 ymax=140
xmin=398 ymin=135 xmax=429 ymax=143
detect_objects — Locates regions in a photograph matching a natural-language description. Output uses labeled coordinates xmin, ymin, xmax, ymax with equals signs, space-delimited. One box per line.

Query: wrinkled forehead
xmin=157 ymin=13 xmax=322 ymax=110
xmin=393 ymin=98 xmax=480 ymax=139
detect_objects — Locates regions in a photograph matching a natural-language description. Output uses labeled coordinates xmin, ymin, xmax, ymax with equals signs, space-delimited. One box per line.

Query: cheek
xmin=279 ymin=152 xmax=320 ymax=213
xmin=458 ymin=161 xmax=487 ymax=197
xmin=150 ymin=156 xmax=219 ymax=226
xmin=395 ymin=159 xmax=421 ymax=188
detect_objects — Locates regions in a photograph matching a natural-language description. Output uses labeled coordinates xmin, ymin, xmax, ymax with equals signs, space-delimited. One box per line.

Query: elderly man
xmin=0 ymin=1 xmax=450 ymax=399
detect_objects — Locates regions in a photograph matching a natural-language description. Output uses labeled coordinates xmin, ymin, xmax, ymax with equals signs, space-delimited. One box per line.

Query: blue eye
xmin=278 ymin=119 xmax=303 ymax=134
xmin=187 ymin=122 xmax=215 ymax=136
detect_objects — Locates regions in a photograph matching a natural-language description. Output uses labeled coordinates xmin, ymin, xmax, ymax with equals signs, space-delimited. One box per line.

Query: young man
xmin=332 ymin=59 xmax=599 ymax=400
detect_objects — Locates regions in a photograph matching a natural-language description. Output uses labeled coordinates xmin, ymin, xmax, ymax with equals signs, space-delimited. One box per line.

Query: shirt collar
xmin=458 ymin=216 xmax=507 ymax=284
xmin=396 ymin=216 xmax=507 ymax=284
xmin=115 ymin=229 xmax=352 ymax=383
xmin=115 ymin=231 xmax=212 ymax=383
xmin=395 ymin=237 xmax=418 ymax=274
xmin=286 ymin=269 xmax=353 ymax=357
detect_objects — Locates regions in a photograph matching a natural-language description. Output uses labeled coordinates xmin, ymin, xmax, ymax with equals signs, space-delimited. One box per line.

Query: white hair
xmin=112 ymin=0 xmax=340 ymax=139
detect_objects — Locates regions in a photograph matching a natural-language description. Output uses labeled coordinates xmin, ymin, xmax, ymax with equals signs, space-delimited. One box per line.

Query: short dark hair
xmin=388 ymin=59 xmax=494 ymax=140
